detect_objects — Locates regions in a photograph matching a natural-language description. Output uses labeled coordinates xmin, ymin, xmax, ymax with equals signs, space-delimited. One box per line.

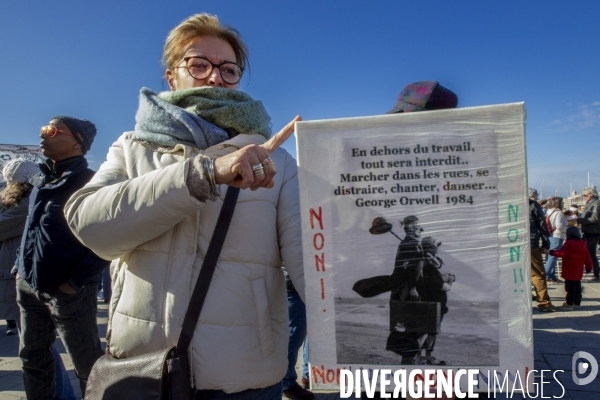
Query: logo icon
xmin=572 ymin=351 xmax=598 ymax=385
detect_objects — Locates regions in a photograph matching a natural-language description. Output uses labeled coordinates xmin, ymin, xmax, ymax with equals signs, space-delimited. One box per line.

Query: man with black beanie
xmin=15 ymin=116 xmax=108 ymax=399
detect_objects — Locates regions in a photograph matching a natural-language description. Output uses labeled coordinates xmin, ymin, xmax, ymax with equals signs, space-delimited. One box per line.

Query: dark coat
xmin=19 ymin=157 xmax=109 ymax=292
xmin=529 ymin=199 xmax=550 ymax=250
xmin=390 ymin=234 xmax=423 ymax=300
xmin=0 ymin=197 xmax=29 ymax=320
xmin=550 ymin=239 xmax=593 ymax=281
xmin=416 ymin=255 xmax=448 ymax=314
xmin=577 ymin=197 xmax=600 ymax=235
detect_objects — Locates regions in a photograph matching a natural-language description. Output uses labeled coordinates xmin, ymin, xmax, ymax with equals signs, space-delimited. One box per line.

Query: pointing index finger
xmin=260 ymin=115 xmax=302 ymax=155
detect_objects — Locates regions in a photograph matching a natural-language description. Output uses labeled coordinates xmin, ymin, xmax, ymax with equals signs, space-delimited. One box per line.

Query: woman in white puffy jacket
xmin=65 ymin=13 xmax=304 ymax=399
xmin=544 ymin=196 xmax=568 ymax=282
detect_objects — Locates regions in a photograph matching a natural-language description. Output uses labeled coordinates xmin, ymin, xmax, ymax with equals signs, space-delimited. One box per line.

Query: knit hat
xmin=566 ymin=226 xmax=581 ymax=240
xmin=52 ymin=116 xmax=97 ymax=154
xmin=387 ymin=81 xmax=458 ymax=114
xmin=529 ymin=188 xmax=539 ymax=198
xmin=2 ymin=159 xmax=40 ymax=183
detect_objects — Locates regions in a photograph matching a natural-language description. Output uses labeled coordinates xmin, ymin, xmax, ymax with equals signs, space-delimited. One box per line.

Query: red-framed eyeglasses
xmin=40 ymin=125 xmax=74 ymax=138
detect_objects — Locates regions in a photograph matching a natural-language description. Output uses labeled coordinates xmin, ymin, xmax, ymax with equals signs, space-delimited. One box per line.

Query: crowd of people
xmin=0 ymin=11 xmax=596 ymax=400
xmin=0 ymin=12 xmax=312 ymax=400
xmin=528 ymin=187 xmax=598 ymax=313
xmin=0 ymin=10 xmax=465 ymax=398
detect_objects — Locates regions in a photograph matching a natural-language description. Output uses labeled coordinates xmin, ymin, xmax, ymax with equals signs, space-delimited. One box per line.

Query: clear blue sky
xmin=1 ymin=1 xmax=598 ymax=198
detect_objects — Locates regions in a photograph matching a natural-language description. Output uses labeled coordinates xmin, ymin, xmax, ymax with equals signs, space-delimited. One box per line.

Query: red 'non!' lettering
xmin=310 ymin=207 xmax=327 ymax=300
xmin=312 ymin=365 xmax=345 ymax=385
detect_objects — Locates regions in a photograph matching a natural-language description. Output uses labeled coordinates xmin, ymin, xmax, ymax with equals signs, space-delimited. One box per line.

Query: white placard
xmin=296 ymin=103 xmax=532 ymax=393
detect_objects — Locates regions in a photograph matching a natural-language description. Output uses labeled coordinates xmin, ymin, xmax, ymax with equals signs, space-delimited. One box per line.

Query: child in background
xmin=549 ymin=226 xmax=592 ymax=309
xmin=567 ymin=205 xmax=579 ymax=227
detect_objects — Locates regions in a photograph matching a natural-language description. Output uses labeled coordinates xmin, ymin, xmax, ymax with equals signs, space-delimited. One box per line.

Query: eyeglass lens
xmin=187 ymin=58 xmax=242 ymax=84
xmin=41 ymin=126 xmax=58 ymax=137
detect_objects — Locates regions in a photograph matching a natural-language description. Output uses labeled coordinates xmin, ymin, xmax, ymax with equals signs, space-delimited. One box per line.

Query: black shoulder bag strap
xmin=176 ymin=186 xmax=240 ymax=355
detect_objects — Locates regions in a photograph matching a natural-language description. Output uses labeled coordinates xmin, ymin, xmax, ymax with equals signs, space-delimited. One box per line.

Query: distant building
xmin=564 ymin=189 xmax=594 ymax=209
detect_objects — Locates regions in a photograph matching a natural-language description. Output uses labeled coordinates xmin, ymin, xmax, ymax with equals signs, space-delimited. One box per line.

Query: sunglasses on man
xmin=40 ymin=125 xmax=74 ymax=138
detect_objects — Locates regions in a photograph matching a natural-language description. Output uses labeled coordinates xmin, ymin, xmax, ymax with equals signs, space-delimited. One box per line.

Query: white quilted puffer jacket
xmin=65 ymin=132 xmax=305 ymax=393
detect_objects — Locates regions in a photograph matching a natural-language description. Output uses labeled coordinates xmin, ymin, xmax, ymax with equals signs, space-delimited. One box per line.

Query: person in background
xmin=301 ymin=338 xmax=309 ymax=389
xmin=529 ymin=189 xmax=557 ymax=312
xmin=0 ymin=160 xmax=38 ymax=335
xmin=549 ymin=226 xmax=592 ymax=309
xmin=97 ymin=267 xmax=111 ymax=303
xmin=281 ymin=266 xmax=314 ymax=400
xmin=566 ymin=206 xmax=579 ymax=227
xmin=544 ymin=196 xmax=567 ymax=283
xmin=576 ymin=187 xmax=600 ymax=282
xmin=571 ymin=204 xmax=580 ymax=215
xmin=65 ymin=13 xmax=304 ymax=399
xmin=0 ymin=159 xmax=77 ymax=399
xmin=387 ymin=80 xmax=458 ymax=114
xmin=15 ymin=117 xmax=107 ymax=399
xmin=538 ymin=198 xmax=549 ymax=214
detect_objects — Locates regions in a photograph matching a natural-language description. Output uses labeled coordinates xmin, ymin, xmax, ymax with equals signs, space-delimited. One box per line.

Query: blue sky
xmin=1 ymin=1 xmax=598 ymax=198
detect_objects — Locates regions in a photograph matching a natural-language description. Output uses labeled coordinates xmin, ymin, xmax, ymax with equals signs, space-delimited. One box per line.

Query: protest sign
xmin=296 ymin=103 xmax=532 ymax=393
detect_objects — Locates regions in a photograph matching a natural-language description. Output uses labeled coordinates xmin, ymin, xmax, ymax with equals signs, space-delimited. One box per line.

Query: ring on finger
xmin=253 ymin=167 xmax=265 ymax=177
xmin=261 ymin=156 xmax=273 ymax=165
xmin=252 ymin=163 xmax=265 ymax=176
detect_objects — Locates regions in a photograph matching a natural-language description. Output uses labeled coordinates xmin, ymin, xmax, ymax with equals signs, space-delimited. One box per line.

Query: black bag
xmin=85 ymin=347 xmax=190 ymax=400
xmin=85 ymin=187 xmax=240 ymax=400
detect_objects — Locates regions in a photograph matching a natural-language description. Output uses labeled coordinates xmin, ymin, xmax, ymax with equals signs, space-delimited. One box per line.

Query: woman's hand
xmin=214 ymin=116 xmax=301 ymax=190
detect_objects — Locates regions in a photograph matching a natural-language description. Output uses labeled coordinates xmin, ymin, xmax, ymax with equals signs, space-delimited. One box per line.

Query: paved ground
xmin=1 ymin=279 xmax=599 ymax=400
xmin=0 ymin=301 xmax=108 ymax=399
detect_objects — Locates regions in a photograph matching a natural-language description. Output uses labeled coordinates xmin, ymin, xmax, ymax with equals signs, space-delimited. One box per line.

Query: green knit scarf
xmin=158 ymin=86 xmax=272 ymax=140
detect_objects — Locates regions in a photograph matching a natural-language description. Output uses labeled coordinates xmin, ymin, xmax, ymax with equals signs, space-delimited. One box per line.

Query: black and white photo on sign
xmin=329 ymin=131 xmax=500 ymax=367
xmin=298 ymin=105 xmax=531 ymax=391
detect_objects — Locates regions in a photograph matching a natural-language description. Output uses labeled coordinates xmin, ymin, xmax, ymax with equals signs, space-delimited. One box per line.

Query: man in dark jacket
xmin=576 ymin=186 xmax=600 ymax=281
xmin=386 ymin=215 xmax=428 ymax=363
xmin=529 ymin=189 xmax=557 ymax=312
xmin=15 ymin=116 xmax=108 ymax=399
